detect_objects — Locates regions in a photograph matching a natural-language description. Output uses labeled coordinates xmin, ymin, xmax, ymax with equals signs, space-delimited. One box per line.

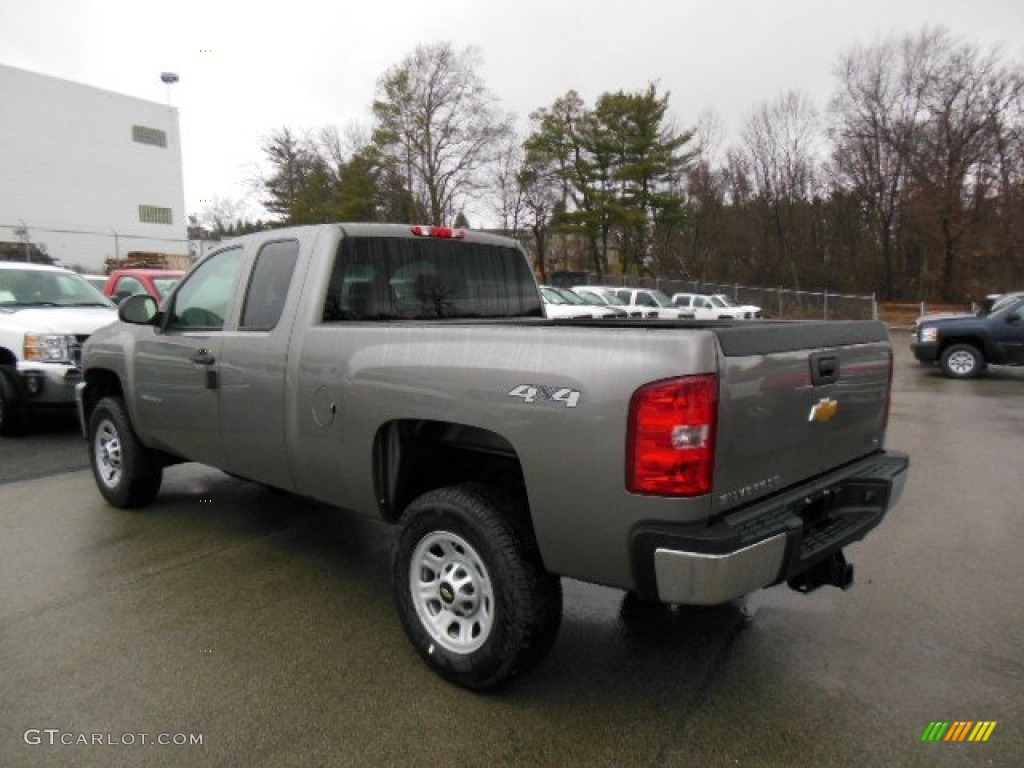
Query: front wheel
xmin=940 ymin=343 xmax=986 ymax=379
xmin=392 ymin=483 xmax=562 ymax=691
xmin=0 ymin=366 xmax=28 ymax=437
xmin=88 ymin=396 xmax=163 ymax=508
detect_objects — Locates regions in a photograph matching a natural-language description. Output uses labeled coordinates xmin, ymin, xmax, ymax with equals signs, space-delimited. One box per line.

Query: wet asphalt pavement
xmin=1 ymin=332 xmax=1021 ymax=767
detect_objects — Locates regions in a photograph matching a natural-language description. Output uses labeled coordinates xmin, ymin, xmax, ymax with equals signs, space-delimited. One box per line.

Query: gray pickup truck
xmin=76 ymin=223 xmax=908 ymax=690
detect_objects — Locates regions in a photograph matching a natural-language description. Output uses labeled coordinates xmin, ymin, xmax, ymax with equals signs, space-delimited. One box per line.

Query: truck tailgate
xmin=711 ymin=321 xmax=892 ymax=516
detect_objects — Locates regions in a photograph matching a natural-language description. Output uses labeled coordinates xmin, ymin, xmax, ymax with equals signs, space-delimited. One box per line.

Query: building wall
xmin=0 ymin=64 xmax=186 ymax=273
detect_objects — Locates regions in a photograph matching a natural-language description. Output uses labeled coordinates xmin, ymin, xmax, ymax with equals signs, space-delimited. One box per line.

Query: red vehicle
xmin=104 ymin=269 xmax=184 ymax=304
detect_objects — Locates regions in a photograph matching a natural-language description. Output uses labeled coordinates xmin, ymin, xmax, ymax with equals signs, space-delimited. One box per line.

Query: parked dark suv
xmin=912 ymin=292 xmax=1024 ymax=378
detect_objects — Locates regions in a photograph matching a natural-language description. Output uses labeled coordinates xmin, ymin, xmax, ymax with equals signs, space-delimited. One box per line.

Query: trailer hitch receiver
xmin=788 ymin=551 xmax=854 ymax=593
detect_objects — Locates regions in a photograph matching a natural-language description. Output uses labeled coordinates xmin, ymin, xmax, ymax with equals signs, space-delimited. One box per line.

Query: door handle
xmin=190 ymin=349 xmax=218 ymax=389
xmin=809 ymin=353 xmax=839 ymax=386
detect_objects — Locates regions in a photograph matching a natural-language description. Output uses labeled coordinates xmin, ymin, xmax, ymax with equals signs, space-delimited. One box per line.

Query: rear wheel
xmin=940 ymin=343 xmax=985 ymax=379
xmin=88 ymin=396 xmax=163 ymax=507
xmin=392 ymin=483 xmax=562 ymax=691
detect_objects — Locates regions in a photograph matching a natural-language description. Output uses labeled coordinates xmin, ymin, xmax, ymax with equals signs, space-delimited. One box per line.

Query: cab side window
xmin=168 ymin=247 xmax=245 ymax=330
xmin=113 ymin=276 xmax=146 ymax=300
xmin=240 ymin=240 xmax=299 ymax=330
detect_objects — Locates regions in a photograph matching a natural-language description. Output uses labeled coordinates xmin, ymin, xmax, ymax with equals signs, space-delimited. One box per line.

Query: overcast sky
xmin=3 ymin=0 xmax=1022 ymax=224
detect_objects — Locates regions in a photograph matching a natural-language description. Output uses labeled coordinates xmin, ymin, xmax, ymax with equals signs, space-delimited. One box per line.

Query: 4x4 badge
xmin=808 ymin=398 xmax=839 ymax=423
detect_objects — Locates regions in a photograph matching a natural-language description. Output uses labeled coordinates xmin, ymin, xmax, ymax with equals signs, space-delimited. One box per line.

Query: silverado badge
xmin=808 ymin=397 xmax=839 ymax=423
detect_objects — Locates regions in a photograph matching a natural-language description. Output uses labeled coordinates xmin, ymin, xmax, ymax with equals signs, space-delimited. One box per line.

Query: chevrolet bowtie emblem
xmin=808 ymin=398 xmax=839 ymax=423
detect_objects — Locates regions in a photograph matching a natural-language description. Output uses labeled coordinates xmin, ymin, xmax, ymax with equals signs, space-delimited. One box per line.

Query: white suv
xmin=0 ymin=262 xmax=117 ymax=435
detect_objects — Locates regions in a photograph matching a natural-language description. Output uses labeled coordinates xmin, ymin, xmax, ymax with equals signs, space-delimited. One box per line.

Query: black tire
xmin=0 ymin=366 xmax=29 ymax=437
xmin=88 ymin=396 xmax=163 ymax=508
xmin=939 ymin=343 xmax=986 ymax=379
xmin=392 ymin=483 xmax=562 ymax=691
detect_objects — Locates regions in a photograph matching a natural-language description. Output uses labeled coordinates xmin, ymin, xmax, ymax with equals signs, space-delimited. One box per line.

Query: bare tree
xmin=372 ymin=42 xmax=513 ymax=226
xmin=988 ymin=67 xmax=1024 ymax=285
xmin=907 ymin=31 xmax=1024 ymax=298
xmin=678 ymin=109 xmax=728 ymax=280
xmin=517 ymin=153 xmax=562 ymax=284
xmin=829 ymin=37 xmax=921 ymax=299
xmin=197 ymin=196 xmax=251 ymax=236
xmin=491 ymin=134 xmax=526 ymax=234
xmin=741 ymin=91 xmax=823 ymax=286
xmin=827 ymin=27 xmax=1024 ymax=299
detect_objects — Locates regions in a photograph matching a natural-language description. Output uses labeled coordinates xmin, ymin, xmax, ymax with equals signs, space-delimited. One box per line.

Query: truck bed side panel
xmin=289 ymin=323 xmax=721 ymax=590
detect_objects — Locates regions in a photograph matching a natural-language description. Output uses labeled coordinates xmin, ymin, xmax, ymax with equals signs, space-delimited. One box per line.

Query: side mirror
xmin=118 ymin=293 xmax=159 ymax=325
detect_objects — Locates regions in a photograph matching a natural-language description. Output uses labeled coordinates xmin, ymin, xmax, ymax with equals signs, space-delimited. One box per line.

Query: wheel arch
xmin=939 ymin=335 xmax=987 ymax=358
xmin=80 ymin=368 xmax=125 ymax=427
xmin=372 ymin=418 xmax=530 ymax=525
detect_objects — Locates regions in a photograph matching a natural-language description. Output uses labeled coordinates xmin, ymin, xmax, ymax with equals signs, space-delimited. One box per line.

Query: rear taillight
xmin=627 ymin=374 xmax=718 ymax=496
xmin=410 ymin=225 xmax=466 ymax=239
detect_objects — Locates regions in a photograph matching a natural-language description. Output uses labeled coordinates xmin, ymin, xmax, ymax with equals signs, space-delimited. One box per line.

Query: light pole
xmin=160 ymin=71 xmax=179 ymax=105
xmin=159 ymin=71 xmax=183 ymax=263
xmin=109 ymin=226 xmax=121 ymax=269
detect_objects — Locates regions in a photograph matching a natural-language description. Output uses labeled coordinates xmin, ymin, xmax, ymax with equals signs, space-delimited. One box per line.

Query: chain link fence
xmin=553 ymin=272 xmax=878 ymax=321
xmin=3 ymin=223 xmax=880 ymax=321
xmin=1 ymin=222 xmax=191 ymax=273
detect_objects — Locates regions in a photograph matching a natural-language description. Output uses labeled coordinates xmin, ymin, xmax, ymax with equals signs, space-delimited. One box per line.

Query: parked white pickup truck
xmin=574 ymin=286 xmax=689 ymax=319
xmin=672 ymin=293 xmax=763 ymax=320
xmin=0 ymin=262 xmax=117 ymax=435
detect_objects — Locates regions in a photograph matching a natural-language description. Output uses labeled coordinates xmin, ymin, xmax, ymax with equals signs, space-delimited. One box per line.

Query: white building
xmin=0 ymin=63 xmax=187 ymax=273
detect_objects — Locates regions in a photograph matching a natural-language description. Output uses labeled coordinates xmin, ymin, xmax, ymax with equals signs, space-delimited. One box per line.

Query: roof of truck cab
xmin=107 ymin=269 xmax=185 ymax=277
xmin=201 ymin=223 xmax=524 ymax=256
xmin=335 ymin=222 xmax=519 ymax=245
